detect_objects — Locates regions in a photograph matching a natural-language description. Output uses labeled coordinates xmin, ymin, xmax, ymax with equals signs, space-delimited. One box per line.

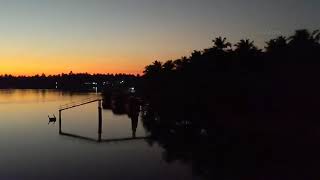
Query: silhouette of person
xmin=128 ymin=97 xmax=140 ymax=138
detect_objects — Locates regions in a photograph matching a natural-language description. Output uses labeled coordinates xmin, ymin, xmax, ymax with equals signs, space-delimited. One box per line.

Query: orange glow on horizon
xmin=0 ymin=65 xmax=143 ymax=76
xmin=0 ymin=47 xmax=191 ymax=76
xmin=0 ymin=34 xmax=197 ymax=76
xmin=0 ymin=55 xmax=146 ymax=76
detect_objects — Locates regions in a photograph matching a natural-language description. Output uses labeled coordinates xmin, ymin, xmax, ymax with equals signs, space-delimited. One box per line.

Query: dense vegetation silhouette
xmin=141 ymin=29 xmax=320 ymax=179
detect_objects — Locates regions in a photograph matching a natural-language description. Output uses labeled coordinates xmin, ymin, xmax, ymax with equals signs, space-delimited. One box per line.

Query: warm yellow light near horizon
xmin=0 ymin=40 xmax=196 ymax=76
xmin=0 ymin=39 xmax=148 ymax=75
xmin=0 ymin=52 xmax=188 ymax=76
xmin=0 ymin=60 xmax=144 ymax=76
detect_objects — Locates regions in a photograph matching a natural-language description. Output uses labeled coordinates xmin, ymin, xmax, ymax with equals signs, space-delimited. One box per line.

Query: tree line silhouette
xmin=0 ymin=72 xmax=138 ymax=90
xmin=141 ymin=29 xmax=320 ymax=179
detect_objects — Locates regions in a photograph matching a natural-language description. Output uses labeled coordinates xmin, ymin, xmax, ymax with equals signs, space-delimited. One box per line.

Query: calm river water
xmin=0 ymin=89 xmax=200 ymax=180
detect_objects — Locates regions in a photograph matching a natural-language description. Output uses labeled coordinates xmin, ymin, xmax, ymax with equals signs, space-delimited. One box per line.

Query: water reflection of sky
xmin=0 ymin=89 xmax=196 ymax=180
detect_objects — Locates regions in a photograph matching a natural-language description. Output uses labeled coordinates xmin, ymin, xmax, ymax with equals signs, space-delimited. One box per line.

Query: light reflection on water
xmin=0 ymin=89 xmax=195 ymax=180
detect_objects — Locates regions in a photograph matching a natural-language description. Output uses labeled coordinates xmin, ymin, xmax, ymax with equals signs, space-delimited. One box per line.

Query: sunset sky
xmin=0 ymin=0 xmax=319 ymax=75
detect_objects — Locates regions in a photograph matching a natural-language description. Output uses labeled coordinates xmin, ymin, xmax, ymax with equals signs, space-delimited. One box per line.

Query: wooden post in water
xmin=98 ymin=100 xmax=102 ymax=142
xmin=59 ymin=110 xmax=62 ymax=134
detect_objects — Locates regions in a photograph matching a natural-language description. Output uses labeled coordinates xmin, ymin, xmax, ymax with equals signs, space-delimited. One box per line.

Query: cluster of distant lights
xmin=102 ymin=80 xmax=125 ymax=85
xmin=55 ymin=81 xmax=135 ymax=92
xmin=84 ymin=82 xmax=98 ymax=85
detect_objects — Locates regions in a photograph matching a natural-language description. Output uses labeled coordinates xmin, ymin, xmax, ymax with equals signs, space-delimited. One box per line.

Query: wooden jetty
xmin=58 ymin=97 xmax=149 ymax=143
xmin=58 ymin=97 xmax=103 ymax=141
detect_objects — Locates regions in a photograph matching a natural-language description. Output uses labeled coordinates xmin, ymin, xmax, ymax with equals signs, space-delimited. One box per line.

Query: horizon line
xmin=0 ymin=71 xmax=142 ymax=77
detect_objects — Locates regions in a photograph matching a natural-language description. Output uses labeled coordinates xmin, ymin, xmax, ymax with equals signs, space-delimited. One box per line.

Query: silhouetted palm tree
xmin=143 ymin=61 xmax=162 ymax=76
xmin=190 ymin=50 xmax=202 ymax=59
xmin=234 ymin=39 xmax=260 ymax=54
xmin=174 ymin=57 xmax=189 ymax=71
xmin=265 ymin=36 xmax=288 ymax=52
xmin=212 ymin=37 xmax=231 ymax=51
xmin=289 ymin=29 xmax=320 ymax=46
xmin=162 ymin=60 xmax=175 ymax=72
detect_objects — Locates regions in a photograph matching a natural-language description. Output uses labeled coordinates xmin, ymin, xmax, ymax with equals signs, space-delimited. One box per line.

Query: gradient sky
xmin=0 ymin=0 xmax=319 ymax=75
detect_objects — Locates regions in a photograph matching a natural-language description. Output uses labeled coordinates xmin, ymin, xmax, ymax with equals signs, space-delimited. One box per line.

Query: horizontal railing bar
xmin=59 ymin=97 xmax=101 ymax=108
xmin=59 ymin=98 xmax=102 ymax=111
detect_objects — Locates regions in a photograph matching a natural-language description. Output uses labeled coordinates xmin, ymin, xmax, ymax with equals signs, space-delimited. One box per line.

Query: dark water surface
xmin=0 ymin=89 xmax=199 ymax=180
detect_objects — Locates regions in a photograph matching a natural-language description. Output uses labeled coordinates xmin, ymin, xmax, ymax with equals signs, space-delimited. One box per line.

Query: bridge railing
xmin=59 ymin=97 xmax=102 ymax=110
